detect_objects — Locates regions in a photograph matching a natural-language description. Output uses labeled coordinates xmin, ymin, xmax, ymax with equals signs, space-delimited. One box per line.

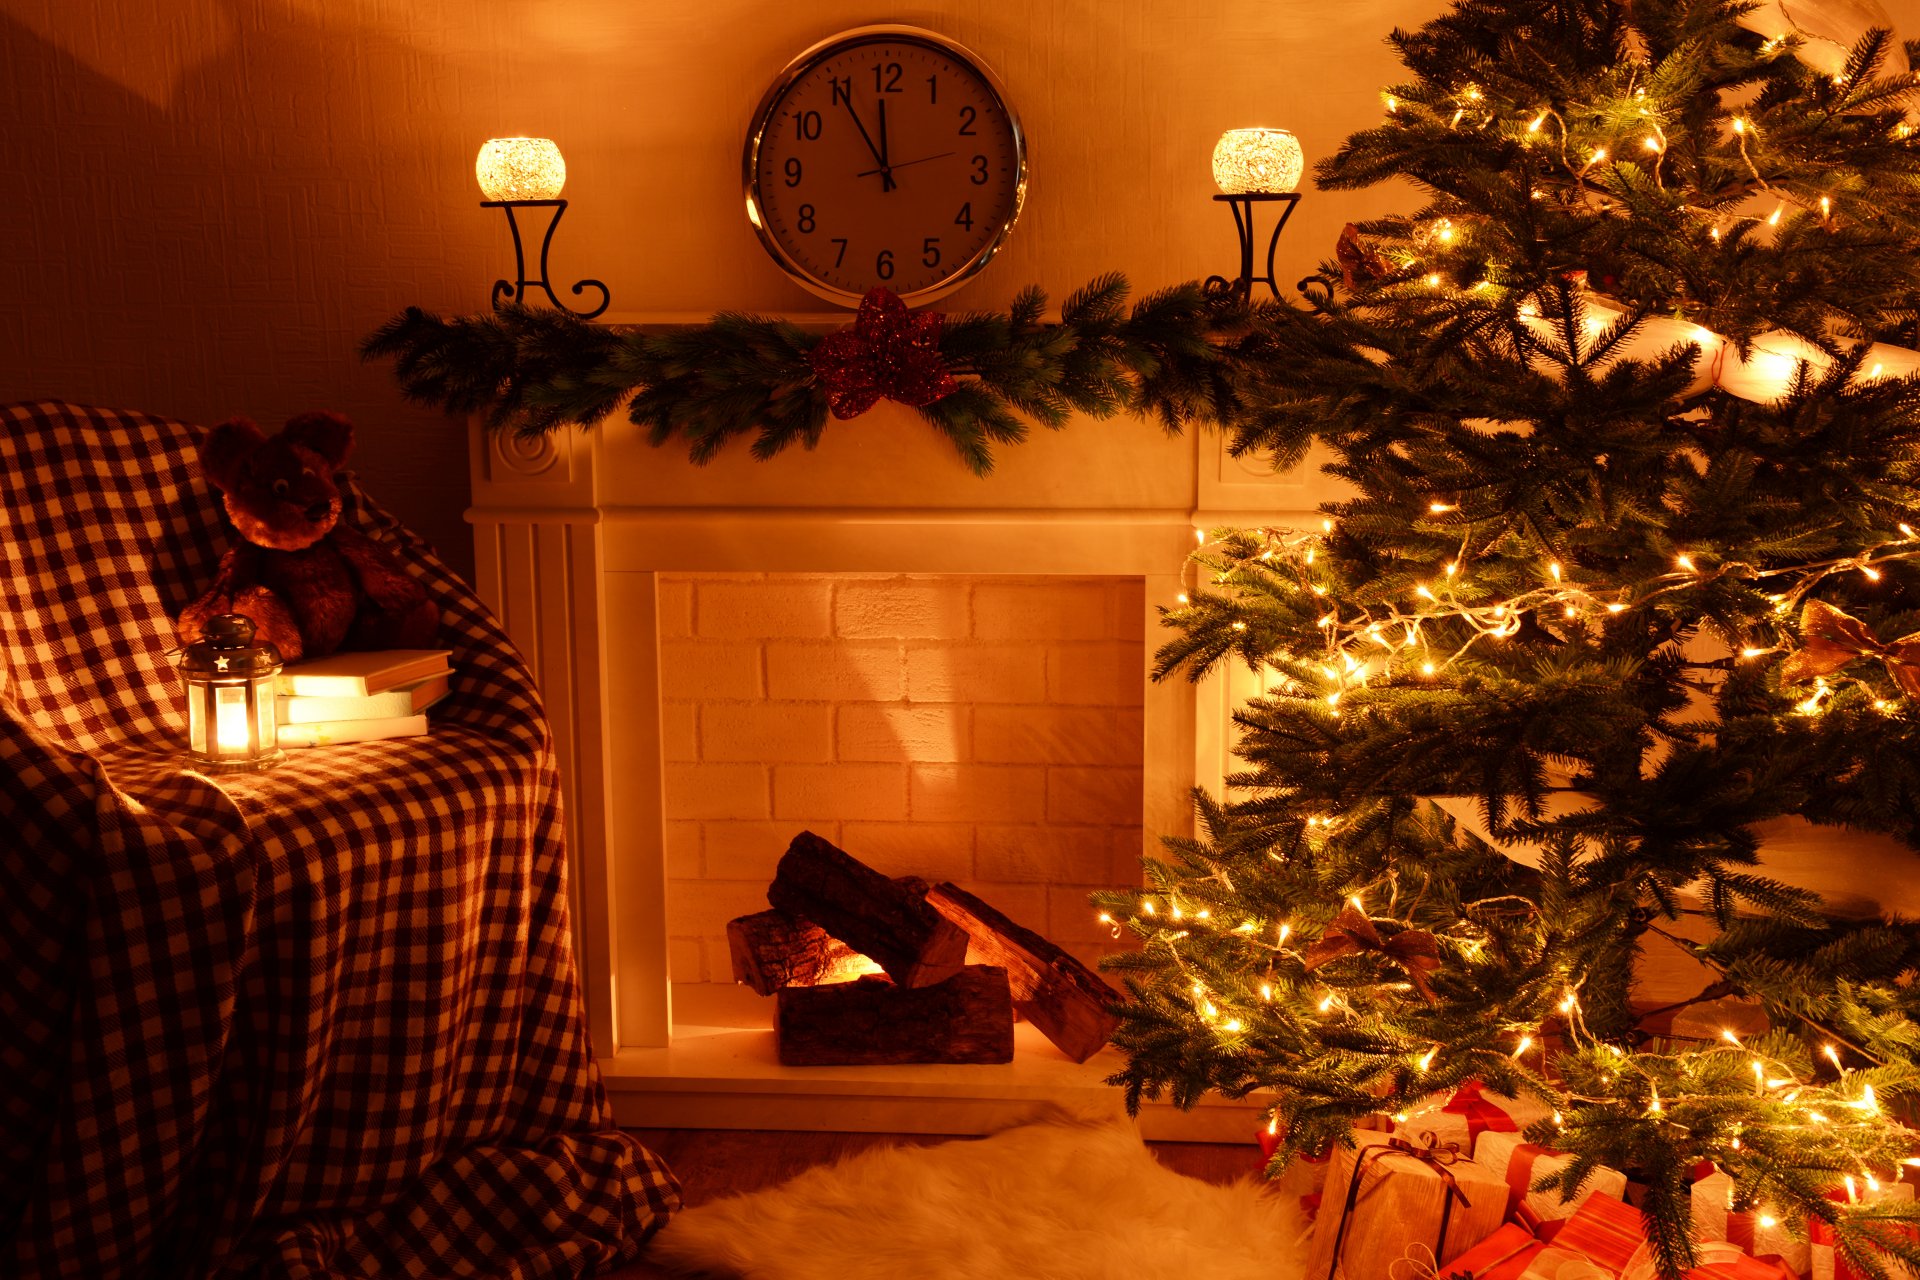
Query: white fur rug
xmin=647 ymin=1108 xmax=1312 ymax=1280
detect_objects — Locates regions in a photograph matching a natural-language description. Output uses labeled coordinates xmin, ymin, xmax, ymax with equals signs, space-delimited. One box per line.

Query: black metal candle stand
xmin=1204 ymin=192 xmax=1301 ymax=303
xmin=482 ymin=198 xmax=610 ymax=320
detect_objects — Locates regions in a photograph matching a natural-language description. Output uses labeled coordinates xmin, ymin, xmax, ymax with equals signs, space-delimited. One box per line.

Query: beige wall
xmin=0 ymin=0 xmax=1427 ymax=580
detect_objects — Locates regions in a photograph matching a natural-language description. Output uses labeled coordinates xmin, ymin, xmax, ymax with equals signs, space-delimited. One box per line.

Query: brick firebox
xmin=658 ymin=572 xmax=1146 ymax=984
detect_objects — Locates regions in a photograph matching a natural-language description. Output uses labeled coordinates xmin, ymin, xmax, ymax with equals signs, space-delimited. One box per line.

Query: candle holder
xmin=1206 ymin=127 xmax=1305 ymax=302
xmin=475 ymin=137 xmax=609 ymax=320
xmin=1205 ymin=192 xmax=1301 ymax=302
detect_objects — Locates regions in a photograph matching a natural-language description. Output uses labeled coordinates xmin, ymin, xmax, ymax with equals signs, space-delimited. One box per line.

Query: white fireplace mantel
xmin=467 ymin=380 xmax=1345 ymax=1139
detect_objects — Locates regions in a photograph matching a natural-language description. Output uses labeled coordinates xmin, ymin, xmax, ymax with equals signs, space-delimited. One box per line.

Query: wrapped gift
xmin=1305 ymin=1131 xmax=1511 ymax=1280
xmin=1810 ymin=1181 xmax=1916 ymax=1280
xmin=1478 ymin=1131 xmax=1630 ymax=1240
xmin=1440 ymin=1222 xmax=1548 ymax=1280
xmin=1552 ymin=1191 xmax=1654 ymax=1277
xmin=1401 ymin=1082 xmax=1555 ymax=1152
xmin=1693 ymin=1171 xmax=1813 ymax=1276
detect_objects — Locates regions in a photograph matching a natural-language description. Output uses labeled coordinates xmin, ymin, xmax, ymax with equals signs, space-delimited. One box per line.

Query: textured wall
xmin=658 ymin=572 xmax=1145 ymax=981
xmin=0 ymin=0 xmax=1428 ymax=580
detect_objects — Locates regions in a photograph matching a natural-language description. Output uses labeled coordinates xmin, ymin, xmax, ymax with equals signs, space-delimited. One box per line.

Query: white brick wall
xmin=660 ymin=572 xmax=1145 ymax=980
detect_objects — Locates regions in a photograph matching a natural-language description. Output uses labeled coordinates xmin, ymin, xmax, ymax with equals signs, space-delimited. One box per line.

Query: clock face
xmin=745 ymin=26 xmax=1027 ymax=307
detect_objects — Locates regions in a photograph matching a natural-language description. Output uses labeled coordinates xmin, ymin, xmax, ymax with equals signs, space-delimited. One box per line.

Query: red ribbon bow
xmin=1301 ymin=904 xmax=1443 ymax=1001
xmin=1780 ymin=598 xmax=1920 ymax=697
xmin=808 ymin=287 xmax=958 ymax=420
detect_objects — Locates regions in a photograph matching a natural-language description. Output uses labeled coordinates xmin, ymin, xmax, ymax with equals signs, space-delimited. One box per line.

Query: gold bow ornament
xmin=1779 ymin=598 xmax=1920 ymax=698
xmin=1301 ymin=904 xmax=1443 ymax=1001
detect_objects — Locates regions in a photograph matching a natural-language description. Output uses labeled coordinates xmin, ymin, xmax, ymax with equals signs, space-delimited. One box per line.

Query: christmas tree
xmin=1096 ymin=1 xmax=1920 ymax=1274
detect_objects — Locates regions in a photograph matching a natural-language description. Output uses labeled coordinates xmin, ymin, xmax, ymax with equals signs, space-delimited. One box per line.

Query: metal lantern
xmin=178 ymin=613 xmax=283 ymax=772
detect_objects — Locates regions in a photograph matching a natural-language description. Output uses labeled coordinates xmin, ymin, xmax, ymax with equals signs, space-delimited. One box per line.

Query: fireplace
xmin=466 ymin=379 xmax=1335 ymax=1138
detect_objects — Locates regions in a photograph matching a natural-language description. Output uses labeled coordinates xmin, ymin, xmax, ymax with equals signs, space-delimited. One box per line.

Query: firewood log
xmin=766 ymin=831 xmax=968 ymax=987
xmin=774 ymin=967 xmax=1015 ymax=1066
xmin=925 ymin=882 xmax=1119 ymax=1063
xmin=727 ymin=909 xmax=871 ymax=994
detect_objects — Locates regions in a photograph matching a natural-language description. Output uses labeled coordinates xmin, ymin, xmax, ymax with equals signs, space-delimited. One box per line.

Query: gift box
xmin=1440 ymin=1222 xmax=1548 ymax=1280
xmin=1552 ymin=1190 xmax=1654 ymax=1278
xmin=1305 ymin=1130 xmax=1510 ymax=1280
xmin=1810 ymin=1182 xmax=1916 ymax=1280
xmin=1693 ymin=1171 xmax=1813 ymax=1276
xmin=1477 ymin=1131 xmax=1630 ymax=1241
xmin=1400 ymin=1082 xmax=1555 ymax=1152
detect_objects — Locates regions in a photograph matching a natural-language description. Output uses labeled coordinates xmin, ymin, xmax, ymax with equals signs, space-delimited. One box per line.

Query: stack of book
xmin=275 ymin=649 xmax=453 ymax=747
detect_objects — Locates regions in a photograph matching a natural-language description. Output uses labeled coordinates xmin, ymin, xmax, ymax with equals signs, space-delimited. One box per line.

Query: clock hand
xmin=838 ymin=96 xmax=895 ymax=192
xmin=855 ymin=151 xmax=955 ymax=178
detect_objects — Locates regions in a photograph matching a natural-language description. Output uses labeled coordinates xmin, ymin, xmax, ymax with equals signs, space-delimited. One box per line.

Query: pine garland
xmin=360 ymin=276 xmax=1289 ymax=476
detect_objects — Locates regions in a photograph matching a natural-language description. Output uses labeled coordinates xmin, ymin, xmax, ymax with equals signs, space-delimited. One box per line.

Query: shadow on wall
xmin=0 ymin=2 xmax=541 ymax=583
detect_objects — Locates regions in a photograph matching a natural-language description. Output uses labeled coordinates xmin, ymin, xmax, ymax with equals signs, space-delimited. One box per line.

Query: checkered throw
xmin=0 ymin=402 xmax=681 ymax=1278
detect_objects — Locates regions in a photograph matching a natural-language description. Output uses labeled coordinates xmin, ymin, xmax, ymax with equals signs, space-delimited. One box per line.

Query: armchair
xmin=0 ymin=401 xmax=679 ymax=1278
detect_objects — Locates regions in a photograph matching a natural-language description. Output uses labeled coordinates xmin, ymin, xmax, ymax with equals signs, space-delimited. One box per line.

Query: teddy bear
xmin=177 ymin=412 xmax=439 ymax=663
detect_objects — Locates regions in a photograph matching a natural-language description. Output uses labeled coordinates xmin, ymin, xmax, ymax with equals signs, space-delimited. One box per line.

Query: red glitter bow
xmin=809 ymin=287 xmax=958 ymax=420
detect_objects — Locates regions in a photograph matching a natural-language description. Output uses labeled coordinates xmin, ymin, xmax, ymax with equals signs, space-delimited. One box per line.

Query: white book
xmin=277 ymin=649 xmax=452 ymax=698
xmin=277 ymin=714 xmax=428 ymax=748
xmin=279 ymin=672 xmax=451 ymax=724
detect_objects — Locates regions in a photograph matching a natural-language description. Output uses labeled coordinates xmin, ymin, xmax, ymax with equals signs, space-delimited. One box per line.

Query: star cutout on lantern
xmin=215 ymin=655 xmax=230 ymax=672
xmin=808 ymin=287 xmax=958 ymax=420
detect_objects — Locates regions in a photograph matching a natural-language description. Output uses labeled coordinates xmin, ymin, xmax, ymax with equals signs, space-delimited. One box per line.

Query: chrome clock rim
xmin=742 ymin=24 xmax=1029 ymax=309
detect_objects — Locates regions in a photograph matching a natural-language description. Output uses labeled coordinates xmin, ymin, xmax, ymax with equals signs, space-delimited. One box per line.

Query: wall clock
xmin=743 ymin=25 xmax=1028 ymax=307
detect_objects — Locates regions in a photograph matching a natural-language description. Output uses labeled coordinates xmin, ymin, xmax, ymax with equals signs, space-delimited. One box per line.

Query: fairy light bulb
xmin=475 ymin=137 xmax=567 ymax=201
xmin=1590 ymin=146 xmax=1608 ymax=164
xmin=1676 ymin=553 xmax=1696 ymax=572
xmin=1529 ymin=111 xmax=1547 ymax=133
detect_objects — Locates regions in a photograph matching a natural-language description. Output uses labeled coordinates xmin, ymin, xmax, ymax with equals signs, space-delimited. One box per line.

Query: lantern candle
xmin=1212 ymin=128 xmax=1305 ymax=194
xmin=475 ymin=137 xmax=567 ymax=202
xmin=178 ymin=613 xmax=283 ymax=773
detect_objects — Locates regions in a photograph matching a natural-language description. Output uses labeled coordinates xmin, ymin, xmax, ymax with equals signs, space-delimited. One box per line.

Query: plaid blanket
xmin=0 ymin=402 xmax=680 ymax=1278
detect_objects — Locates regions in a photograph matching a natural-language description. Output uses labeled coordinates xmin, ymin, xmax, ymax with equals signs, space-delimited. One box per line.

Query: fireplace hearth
xmin=466 ymin=358 xmax=1336 ymax=1137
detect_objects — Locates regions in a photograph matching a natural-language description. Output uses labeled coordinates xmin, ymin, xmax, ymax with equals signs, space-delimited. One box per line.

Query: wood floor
xmin=603 ymin=1127 xmax=1257 ymax=1278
